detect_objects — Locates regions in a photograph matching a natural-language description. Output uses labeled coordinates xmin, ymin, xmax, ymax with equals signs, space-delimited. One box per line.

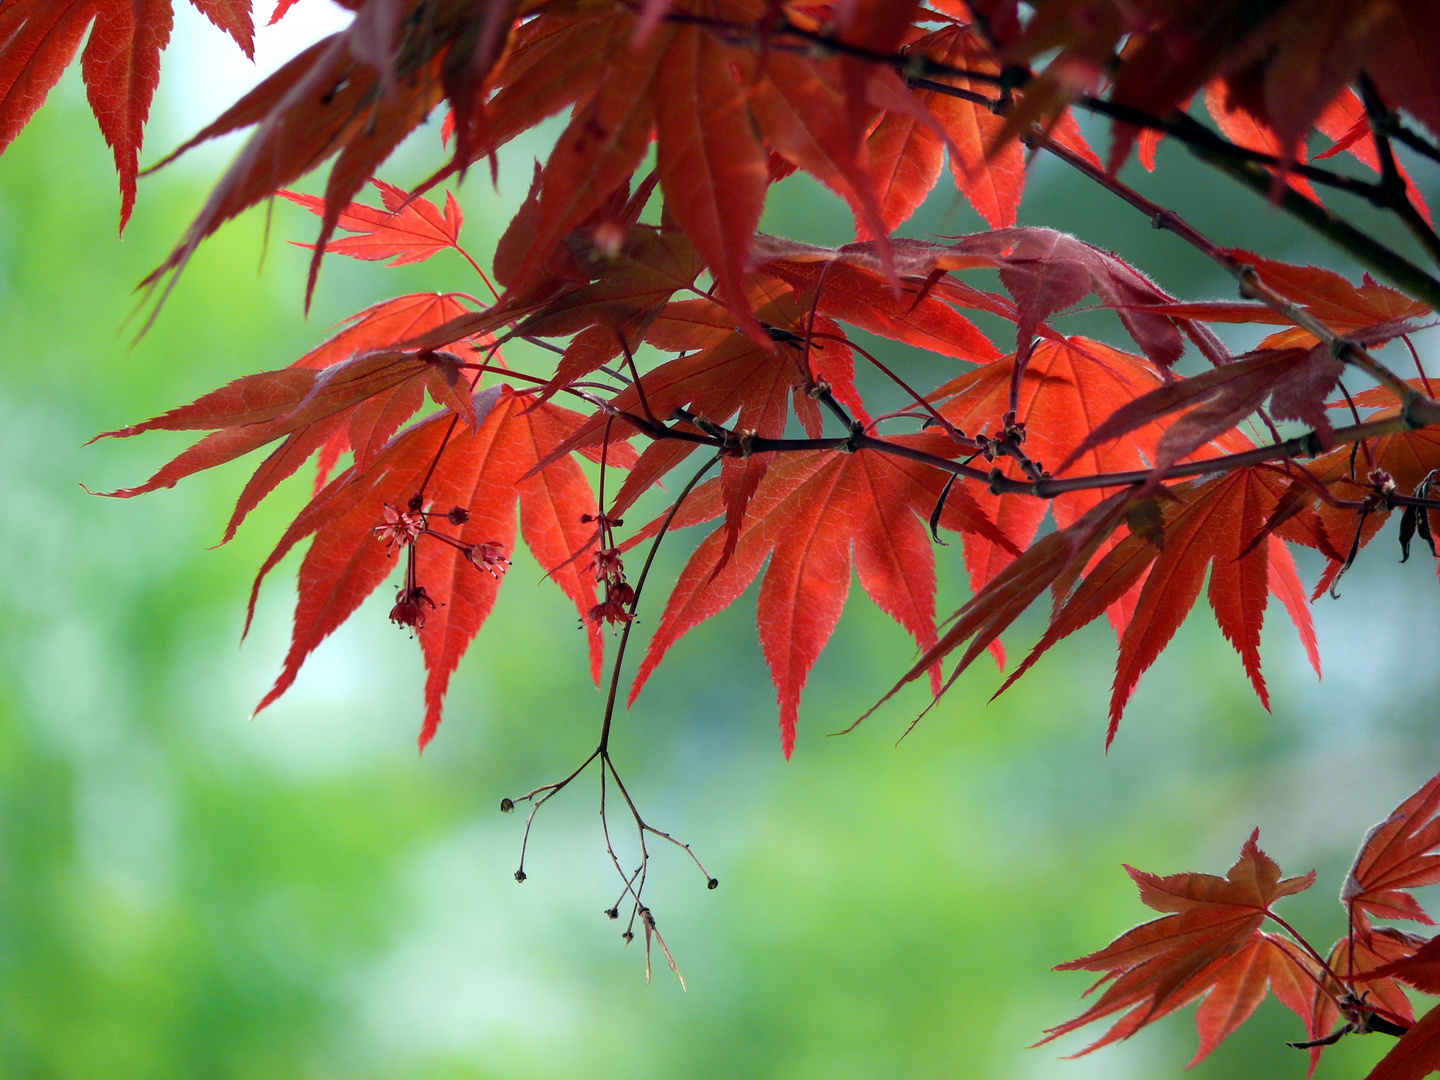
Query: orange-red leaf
xmin=93 ymin=349 xmax=476 ymax=543
xmin=1042 ymin=830 xmax=1315 ymax=1059
xmin=630 ymin=436 xmax=1009 ymax=757
xmin=247 ymin=388 xmax=604 ymax=747
xmin=1344 ymin=769 xmax=1440 ymax=930
xmin=282 ymin=179 xmax=464 ymax=266
xmin=654 ymin=27 xmax=768 ymax=340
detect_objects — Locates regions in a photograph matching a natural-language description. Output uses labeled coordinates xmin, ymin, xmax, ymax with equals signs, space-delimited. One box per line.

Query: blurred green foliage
xmin=3 ymin=35 xmax=1440 ymax=1080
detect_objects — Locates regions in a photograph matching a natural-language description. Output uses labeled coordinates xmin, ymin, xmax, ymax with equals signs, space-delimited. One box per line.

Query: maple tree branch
xmin=662 ymin=10 xmax=1406 ymax=212
xmin=1358 ymin=73 xmax=1440 ymax=269
xmin=596 ymin=454 xmax=720 ymax=754
xmin=1178 ymin=123 xmax=1440 ymax=314
xmin=1030 ymin=129 xmax=1440 ymax=426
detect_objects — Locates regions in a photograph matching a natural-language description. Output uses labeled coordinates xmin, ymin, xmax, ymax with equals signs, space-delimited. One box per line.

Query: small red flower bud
xmin=447 ymin=506 xmax=470 ymax=525
xmin=389 ymin=585 xmax=437 ymax=630
xmin=463 ymin=541 xmax=509 ymax=577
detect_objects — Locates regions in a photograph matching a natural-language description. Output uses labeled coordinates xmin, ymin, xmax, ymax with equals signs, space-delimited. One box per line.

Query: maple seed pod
xmin=499 ymin=798 xmax=515 ymax=813
xmin=514 ymin=869 xmax=527 ymax=883
xmin=707 ymin=878 xmax=719 ymax=890
xmin=447 ymin=506 xmax=469 ymax=525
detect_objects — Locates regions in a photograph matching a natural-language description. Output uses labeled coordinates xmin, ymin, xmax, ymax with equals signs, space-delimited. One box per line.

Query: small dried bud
xmin=604 ymin=907 xmax=619 ymax=920
xmin=514 ymin=869 xmax=527 ymax=883
xmin=621 ymin=930 xmax=634 ymax=943
xmin=447 ymin=506 xmax=470 ymax=525
xmin=407 ymin=493 xmax=425 ymax=512
xmin=707 ymin=877 xmax=719 ymax=890
xmin=499 ymin=797 xmax=515 ymax=813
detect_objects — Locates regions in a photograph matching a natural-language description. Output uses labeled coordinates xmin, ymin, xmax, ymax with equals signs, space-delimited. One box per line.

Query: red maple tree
xmin=8 ymin=0 xmax=1440 ymax=1071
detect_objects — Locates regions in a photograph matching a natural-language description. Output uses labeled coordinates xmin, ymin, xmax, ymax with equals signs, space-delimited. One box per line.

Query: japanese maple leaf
xmin=1204 ymin=84 xmax=1319 ymax=199
xmin=998 ymin=468 xmax=1319 ymax=745
xmin=627 ymin=435 xmax=1011 ymax=757
xmin=1315 ymin=89 xmax=1433 ymax=225
xmin=1040 ymin=830 xmax=1316 ymax=1060
xmin=291 ymin=292 xmax=484 ymax=491
xmin=933 ymin=338 xmax=1181 ymax=612
xmin=91 ymin=348 xmax=478 ymax=544
xmin=1342 ymin=769 xmax=1440 ymax=931
xmin=551 ymin=285 xmax=868 ymax=557
xmin=755 ymin=240 xmax=1008 ymax=363
xmin=281 ymin=179 xmax=465 ymax=266
xmin=247 ymin=389 xmax=606 ymax=748
xmin=908 ymin=23 xmax=1026 ymax=230
xmin=0 ymin=0 xmax=253 ymax=228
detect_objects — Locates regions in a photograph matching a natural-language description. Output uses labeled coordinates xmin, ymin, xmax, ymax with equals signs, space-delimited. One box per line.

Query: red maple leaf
xmin=627 ymin=435 xmax=1013 ymax=757
xmin=0 ymin=0 xmax=252 ymax=228
xmin=245 ymin=388 xmax=607 ymax=748
xmin=1041 ymin=829 xmax=1316 ymax=1062
xmin=282 ymin=179 xmax=466 ymax=266
xmin=91 ymin=348 xmax=479 ymax=544
xmin=1343 ymin=769 xmax=1440 ymax=931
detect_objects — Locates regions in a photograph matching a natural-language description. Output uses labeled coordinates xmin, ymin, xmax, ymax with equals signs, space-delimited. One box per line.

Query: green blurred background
xmin=4 ymin=6 xmax=1440 ymax=1078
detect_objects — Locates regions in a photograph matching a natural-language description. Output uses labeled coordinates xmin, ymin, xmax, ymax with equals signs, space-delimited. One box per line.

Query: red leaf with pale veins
xmin=747 ymin=50 xmax=889 ymax=257
xmin=188 ymin=0 xmax=254 ymax=55
xmin=1189 ymin=934 xmax=1315 ymax=1067
xmin=1108 ymin=468 xmax=1308 ymax=741
xmin=866 ymin=105 xmax=944 ymax=233
xmin=292 ymin=293 xmax=477 ymax=371
xmin=654 ymin=27 xmax=768 ymax=340
xmin=1343 ymin=769 xmax=1440 ymax=930
xmin=505 ymin=18 xmax=670 ymax=298
xmin=933 ymin=338 xmax=1175 ymax=608
xmin=80 ymin=0 xmax=173 ymax=229
xmin=757 ymin=255 xmax=1003 ymax=363
xmin=282 ymin=179 xmax=464 ymax=266
xmin=1361 ymin=933 xmax=1440 ymax=995
xmin=1041 ymin=831 xmax=1315 ymax=1060
xmin=92 ymin=349 xmax=476 ymax=543
xmin=629 ymin=436 xmax=1008 ymax=757
xmin=913 ymin=24 xmax=1026 ymax=229
xmin=0 ymin=1 xmax=95 ymax=163
xmin=993 ymin=467 xmax=1317 ymax=743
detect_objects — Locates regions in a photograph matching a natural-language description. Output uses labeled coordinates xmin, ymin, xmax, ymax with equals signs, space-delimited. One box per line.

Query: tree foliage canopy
xmin=8 ymin=0 xmax=1440 ymax=1072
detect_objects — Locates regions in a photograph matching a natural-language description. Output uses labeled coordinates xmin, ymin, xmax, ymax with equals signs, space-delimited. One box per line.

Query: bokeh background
xmin=4 ymin=5 xmax=1440 ymax=1078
